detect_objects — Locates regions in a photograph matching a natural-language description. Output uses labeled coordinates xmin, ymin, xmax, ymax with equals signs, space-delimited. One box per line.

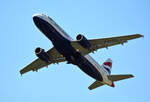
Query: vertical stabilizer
xmin=102 ymin=58 xmax=112 ymax=74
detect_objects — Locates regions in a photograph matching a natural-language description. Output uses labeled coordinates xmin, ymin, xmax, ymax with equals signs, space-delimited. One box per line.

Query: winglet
xmin=20 ymin=70 xmax=23 ymax=75
xmin=136 ymin=34 xmax=144 ymax=38
xmin=141 ymin=35 xmax=144 ymax=38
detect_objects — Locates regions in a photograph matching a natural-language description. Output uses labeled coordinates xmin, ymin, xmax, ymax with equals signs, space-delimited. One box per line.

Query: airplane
xmin=20 ymin=13 xmax=143 ymax=90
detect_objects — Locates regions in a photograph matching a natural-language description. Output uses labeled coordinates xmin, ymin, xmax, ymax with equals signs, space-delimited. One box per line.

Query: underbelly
xmin=34 ymin=17 xmax=103 ymax=81
xmin=74 ymin=55 xmax=103 ymax=81
xmin=54 ymin=42 xmax=103 ymax=81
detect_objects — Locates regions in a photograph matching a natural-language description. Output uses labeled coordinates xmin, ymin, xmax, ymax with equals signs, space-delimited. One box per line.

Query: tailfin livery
xmin=102 ymin=58 xmax=112 ymax=74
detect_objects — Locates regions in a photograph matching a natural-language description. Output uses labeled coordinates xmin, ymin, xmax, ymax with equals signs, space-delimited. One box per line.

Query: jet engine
xmin=35 ymin=47 xmax=50 ymax=63
xmin=76 ymin=34 xmax=91 ymax=48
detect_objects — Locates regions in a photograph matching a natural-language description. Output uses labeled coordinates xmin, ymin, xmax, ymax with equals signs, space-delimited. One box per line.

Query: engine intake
xmin=35 ymin=47 xmax=50 ymax=63
xmin=76 ymin=34 xmax=91 ymax=48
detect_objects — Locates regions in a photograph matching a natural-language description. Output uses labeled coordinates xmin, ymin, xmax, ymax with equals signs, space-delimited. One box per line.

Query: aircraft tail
xmin=102 ymin=58 xmax=112 ymax=74
xmin=88 ymin=74 xmax=134 ymax=90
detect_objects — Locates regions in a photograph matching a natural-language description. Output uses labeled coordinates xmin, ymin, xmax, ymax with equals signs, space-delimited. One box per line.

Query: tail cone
xmin=111 ymin=82 xmax=115 ymax=87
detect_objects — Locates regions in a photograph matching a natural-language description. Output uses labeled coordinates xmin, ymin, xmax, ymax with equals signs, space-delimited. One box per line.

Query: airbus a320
xmin=20 ymin=14 xmax=143 ymax=90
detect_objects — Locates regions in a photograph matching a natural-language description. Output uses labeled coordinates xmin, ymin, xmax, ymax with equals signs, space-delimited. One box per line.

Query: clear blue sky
xmin=0 ymin=0 xmax=149 ymax=102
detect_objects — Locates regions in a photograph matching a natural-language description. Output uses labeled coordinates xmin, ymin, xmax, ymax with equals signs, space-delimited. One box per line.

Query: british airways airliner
xmin=20 ymin=14 xmax=143 ymax=90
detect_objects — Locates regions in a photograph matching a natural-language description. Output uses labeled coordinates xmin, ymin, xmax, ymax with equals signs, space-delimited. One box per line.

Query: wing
xmin=20 ymin=47 xmax=66 ymax=75
xmin=108 ymin=74 xmax=134 ymax=82
xmin=71 ymin=34 xmax=143 ymax=56
xmin=88 ymin=80 xmax=104 ymax=90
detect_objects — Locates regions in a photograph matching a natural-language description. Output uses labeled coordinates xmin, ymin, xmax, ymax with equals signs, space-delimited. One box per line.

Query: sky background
xmin=0 ymin=0 xmax=150 ymax=102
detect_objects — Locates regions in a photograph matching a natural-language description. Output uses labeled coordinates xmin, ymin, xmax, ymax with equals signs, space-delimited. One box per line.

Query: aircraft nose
xmin=32 ymin=14 xmax=46 ymax=31
xmin=32 ymin=13 xmax=49 ymax=24
xmin=32 ymin=14 xmax=46 ymax=24
xmin=33 ymin=16 xmax=39 ymax=23
xmin=32 ymin=13 xmax=43 ymax=18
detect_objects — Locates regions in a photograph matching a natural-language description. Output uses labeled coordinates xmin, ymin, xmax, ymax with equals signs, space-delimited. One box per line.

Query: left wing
xmin=71 ymin=34 xmax=143 ymax=56
xmin=20 ymin=47 xmax=66 ymax=75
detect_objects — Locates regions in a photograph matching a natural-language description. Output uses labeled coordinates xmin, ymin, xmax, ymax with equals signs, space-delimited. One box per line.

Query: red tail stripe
xmin=111 ymin=82 xmax=115 ymax=87
xmin=103 ymin=62 xmax=112 ymax=68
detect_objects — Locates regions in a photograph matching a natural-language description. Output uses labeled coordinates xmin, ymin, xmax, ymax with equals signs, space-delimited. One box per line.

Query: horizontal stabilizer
xmin=88 ymin=81 xmax=104 ymax=90
xmin=108 ymin=74 xmax=134 ymax=82
xmin=88 ymin=74 xmax=134 ymax=90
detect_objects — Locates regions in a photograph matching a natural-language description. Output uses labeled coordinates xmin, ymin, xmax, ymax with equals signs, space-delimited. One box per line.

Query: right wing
xmin=20 ymin=47 xmax=66 ymax=75
xmin=71 ymin=34 xmax=143 ymax=56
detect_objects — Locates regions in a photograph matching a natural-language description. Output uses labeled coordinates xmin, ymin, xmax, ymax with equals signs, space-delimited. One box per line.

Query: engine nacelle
xmin=35 ymin=47 xmax=50 ymax=63
xmin=76 ymin=34 xmax=91 ymax=48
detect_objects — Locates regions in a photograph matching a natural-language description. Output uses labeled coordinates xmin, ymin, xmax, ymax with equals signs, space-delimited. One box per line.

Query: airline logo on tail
xmin=102 ymin=58 xmax=112 ymax=74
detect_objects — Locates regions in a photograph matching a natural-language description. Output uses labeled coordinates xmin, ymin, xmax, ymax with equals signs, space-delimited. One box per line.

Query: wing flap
xmin=47 ymin=47 xmax=66 ymax=63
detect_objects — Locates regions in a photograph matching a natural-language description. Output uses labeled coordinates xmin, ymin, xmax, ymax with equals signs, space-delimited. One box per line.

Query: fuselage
xmin=32 ymin=14 xmax=111 ymax=83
